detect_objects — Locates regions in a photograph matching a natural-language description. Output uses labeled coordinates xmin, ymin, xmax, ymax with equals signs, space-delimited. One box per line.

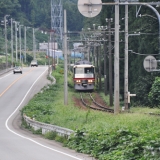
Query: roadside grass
xmin=22 ymin=66 xmax=160 ymax=160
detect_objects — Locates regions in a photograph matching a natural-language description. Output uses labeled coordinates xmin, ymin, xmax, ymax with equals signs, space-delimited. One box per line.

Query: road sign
xmin=78 ymin=0 xmax=102 ymax=18
xmin=143 ymin=55 xmax=157 ymax=72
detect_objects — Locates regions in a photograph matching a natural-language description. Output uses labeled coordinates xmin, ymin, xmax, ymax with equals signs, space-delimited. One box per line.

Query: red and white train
xmin=73 ymin=60 xmax=95 ymax=91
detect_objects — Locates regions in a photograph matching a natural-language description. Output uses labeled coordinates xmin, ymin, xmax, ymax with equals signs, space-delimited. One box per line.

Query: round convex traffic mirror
xmin=78 ymin=0 xmax=102 ymax=18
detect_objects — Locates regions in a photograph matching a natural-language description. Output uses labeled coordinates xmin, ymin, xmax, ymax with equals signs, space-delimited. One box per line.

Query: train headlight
xmin=76 ymin=80 xmax=81 ymax=83
xmin=88 ymin=80 xmax=93 ymax=83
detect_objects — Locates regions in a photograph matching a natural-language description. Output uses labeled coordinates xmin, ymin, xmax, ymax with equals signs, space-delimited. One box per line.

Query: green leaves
xmin=148 ymin=77 xmax=160 ymax=107
xmin=67 ymin=128 xmax=160 ymax=160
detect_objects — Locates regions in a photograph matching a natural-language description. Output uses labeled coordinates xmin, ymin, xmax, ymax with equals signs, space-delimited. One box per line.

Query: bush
xmin=148 ymin=77 xmax=160 ymax=107
xmin=67 ymin=128 xmax=160 ymax=160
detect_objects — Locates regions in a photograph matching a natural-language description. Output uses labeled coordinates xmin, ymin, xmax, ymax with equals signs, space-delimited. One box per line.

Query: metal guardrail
xmin=23 ymin=114 xmax=74 ymax=137
xmin=0 ymin=68 xmax=13 ymax=76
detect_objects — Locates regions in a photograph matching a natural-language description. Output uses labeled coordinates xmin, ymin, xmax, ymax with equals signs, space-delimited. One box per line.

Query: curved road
xmin=0 ymin=66 xmax=94 ymax=160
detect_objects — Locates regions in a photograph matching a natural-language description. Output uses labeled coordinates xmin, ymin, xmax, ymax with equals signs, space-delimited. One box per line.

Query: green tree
xmin=0 ymin=0 xmax=20 ymax=17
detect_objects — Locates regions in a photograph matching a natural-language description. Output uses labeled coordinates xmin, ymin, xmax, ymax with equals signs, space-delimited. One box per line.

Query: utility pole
xmin=64 ymin=9 xmax=68 ymax=105
xmin=67 ymin=39 xmax=70 ymax=71
xmin=51 ymin=32 xmax=53 ymax=70
xmin=108 ymin=18 xmax=113 ymax=106
xmin=124 ymin=3 xmax=129 ymax=110
xmin=103 ymin=28 xmax=107 ymax=95
xmin=114 ymin=0 xmax=120 ymax=114
xmin=4 ymin=15 xmax=9 ymax=69
xmin=48 ymin=33 xmax=51 ymax=74
xmin=54 ymin=31 xmax=56 ymax=69
xmin=96 ymin=44 xmax=99 ymax=88
xmin=24 ymin=26 xmax=27 ymax=63
xmin=14 ymin=21 xmax=18 ymax=62
xmin=11 ymin=18 xmax=14 ymax=66
xmin=19 ymin=25 xmax=22 ymax=64
xmin=24 ymin=27 xmax=31 ymax=63
xmin=98 ymin=43 xmax=102 ymax=90
xmin=87 ymin=42 xmax=90 ymax=61
xmin=33 ymin=28 xmax=36 ymax=60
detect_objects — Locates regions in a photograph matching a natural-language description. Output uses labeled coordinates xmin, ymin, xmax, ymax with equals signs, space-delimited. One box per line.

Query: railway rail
xmin=80 ymin=92 xmax=114 ymax=113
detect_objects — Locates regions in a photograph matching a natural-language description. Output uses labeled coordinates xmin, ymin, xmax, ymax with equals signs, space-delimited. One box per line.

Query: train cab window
xmin=85 ymin=68 xmax=93 ymax=74
xmin=75 ymin=68 xmax=84 ymax=74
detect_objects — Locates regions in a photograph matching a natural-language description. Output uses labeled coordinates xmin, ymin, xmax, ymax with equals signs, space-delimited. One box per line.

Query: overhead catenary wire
xmin=129 ymin=50 xmax=160 ymax=56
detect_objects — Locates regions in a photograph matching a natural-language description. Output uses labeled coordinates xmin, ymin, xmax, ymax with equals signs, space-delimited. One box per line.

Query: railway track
xmin=80 ymin=92 xmax=114 ymax=113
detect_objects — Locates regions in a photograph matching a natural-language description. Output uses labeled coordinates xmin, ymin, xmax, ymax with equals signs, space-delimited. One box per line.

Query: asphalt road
xmin=0 ymin=66 xmax=95 ymax=160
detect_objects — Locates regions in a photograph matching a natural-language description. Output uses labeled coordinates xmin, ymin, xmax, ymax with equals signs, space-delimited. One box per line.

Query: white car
xmin=31 ymin=60 xmax=38 ymax=67
xmin=13 ymin=66 xmax=22 ymax=74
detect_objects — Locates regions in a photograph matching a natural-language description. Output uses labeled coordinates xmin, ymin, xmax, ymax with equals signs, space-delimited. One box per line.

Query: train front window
xmin=75 ymin=68 xmax=84 ymax=74
xmin=85 ymin=68 xmax=94 ymax=74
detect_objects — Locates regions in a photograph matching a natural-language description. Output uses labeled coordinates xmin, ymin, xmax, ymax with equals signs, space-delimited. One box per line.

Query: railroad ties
xmin=80 ymin=93 xmax=114 ymax=113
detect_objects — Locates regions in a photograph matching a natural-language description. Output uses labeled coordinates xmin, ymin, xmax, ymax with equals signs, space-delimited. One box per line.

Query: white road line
xmin=5 ymin=68 xmax=83 ymax=160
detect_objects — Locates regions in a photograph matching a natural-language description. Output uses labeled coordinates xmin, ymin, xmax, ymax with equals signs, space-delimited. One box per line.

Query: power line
xmin=129 ymin=50 xmax=160 ymax=56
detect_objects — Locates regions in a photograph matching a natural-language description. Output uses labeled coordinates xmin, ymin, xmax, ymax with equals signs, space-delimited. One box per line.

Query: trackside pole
xmin=64 ymin=9 xmax=68 ymax=105
xmin=114 ymin=0 xmax=120 ymax=114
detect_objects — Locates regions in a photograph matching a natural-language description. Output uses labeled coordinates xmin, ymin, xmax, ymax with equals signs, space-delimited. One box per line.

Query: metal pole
xmin=67 ymin=40 xmax=69 ymax=70
xmin=15 ymin=22 xmax=18 ymax=62
xmin=51 ymin=32 xmax=53 ymax=70
xmin=54 ymin=32 xmax=56 ymax=69
xmin=64 ymin=9 xmax=68 ymax=105
xmin=99 ymin=44 xmax=102 ymax=90
xmin=104 ymin=30 xmax=107 ymax=95
xmin=94 ymin=43 xmax=96 ymax=66
xmin=33 ymin=28 xmax=35 ymax=59
xmin=19 ymin=25 xmax=22 ymax=63
xmin=48 ymin=34 xmax=50 ymax=74
xmin=114 ymin=0 xmax=120 ymax=114
xmin=96 ymin=44 xmax=99 ymax=87
xmin=4 ymin=15 xmax=8 ymax=69
xmin=74 ymin=50 xmax=75 ymax=64
xmin=124 ymin=3 xmax=129 ymax=110
xmin=108 ymin=19 xmax=113 ymax=106
xmin=11 ymin=18 xmax=13 ymax=66
xmin=87 ymin=45 xmax=90 ymax=61
xmin=24 ymin=26 xmax=26 ymax=63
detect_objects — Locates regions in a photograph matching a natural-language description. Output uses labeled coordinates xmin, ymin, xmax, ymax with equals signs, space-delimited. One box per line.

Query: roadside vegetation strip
xmin=22 ymin=65 xmax=160 ymax=160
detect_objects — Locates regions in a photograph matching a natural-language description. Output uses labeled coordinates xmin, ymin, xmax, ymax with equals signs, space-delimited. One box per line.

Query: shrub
xmin=148 ymin=77 xmax=160 ymax=107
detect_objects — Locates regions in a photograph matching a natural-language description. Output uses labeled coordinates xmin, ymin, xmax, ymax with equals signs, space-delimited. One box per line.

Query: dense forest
xmin=0 ymin=0 xmax=160 ymax=106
